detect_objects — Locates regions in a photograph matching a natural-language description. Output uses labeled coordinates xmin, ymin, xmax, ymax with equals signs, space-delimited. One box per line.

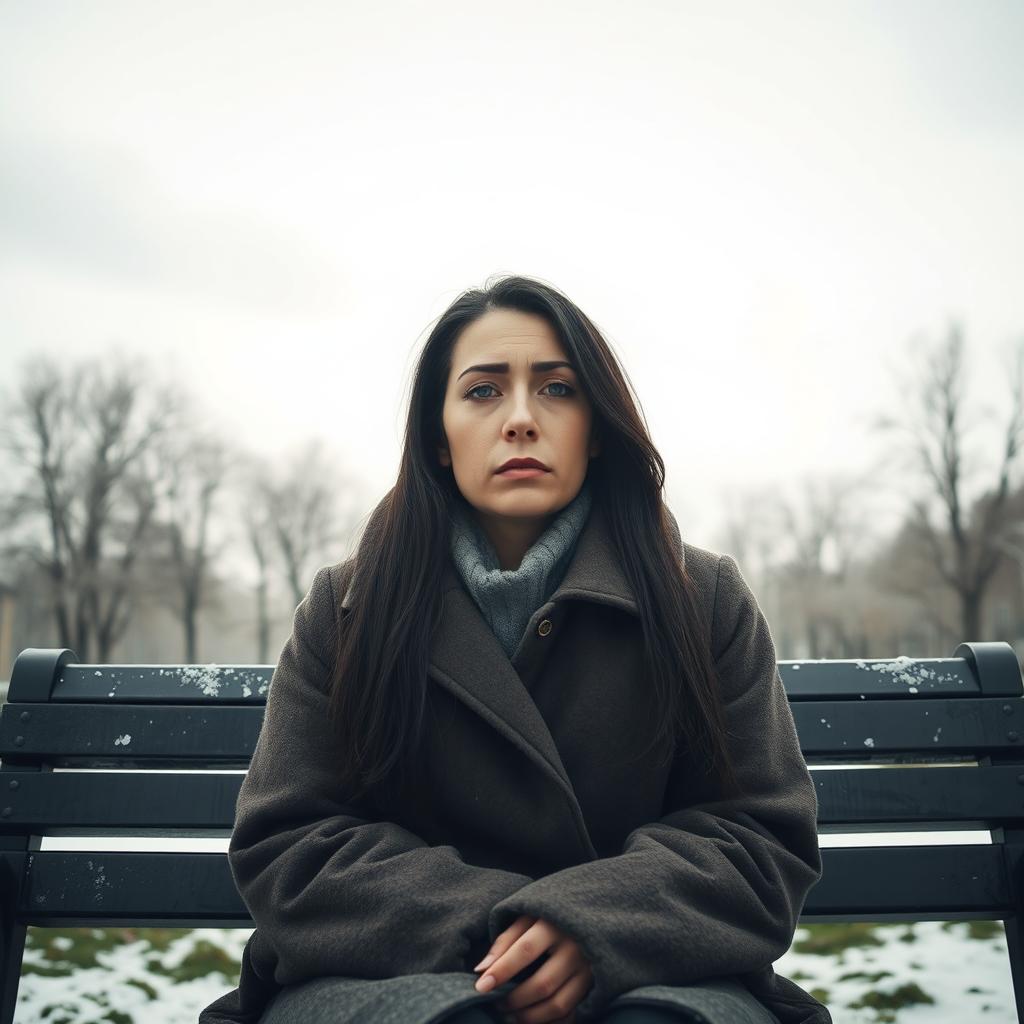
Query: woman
xmin=199 ymin=275 xmax=830 ymax=1024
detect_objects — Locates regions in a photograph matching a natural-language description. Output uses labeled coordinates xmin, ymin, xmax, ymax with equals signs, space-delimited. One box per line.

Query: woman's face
xmin=438 ymin=308 xmax=600 ymax=552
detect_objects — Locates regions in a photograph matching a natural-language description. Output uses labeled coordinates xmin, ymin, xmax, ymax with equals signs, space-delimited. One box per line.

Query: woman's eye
xmin=465 ymin=381 xmax=575 ymax=400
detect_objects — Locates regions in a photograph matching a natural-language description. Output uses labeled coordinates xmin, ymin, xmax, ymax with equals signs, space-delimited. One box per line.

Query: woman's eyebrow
xmin=456 ymin=360 xmax=575 ymax=381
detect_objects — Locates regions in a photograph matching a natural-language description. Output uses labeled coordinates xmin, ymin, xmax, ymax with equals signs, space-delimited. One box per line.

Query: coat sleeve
xmin=485 ymin=553 xmax=823 ymax=1020
xmin=228 ymin=563 xmax=535 ymax=988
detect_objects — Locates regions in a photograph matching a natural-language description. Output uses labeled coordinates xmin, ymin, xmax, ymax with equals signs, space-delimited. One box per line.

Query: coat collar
xmin=340 ymin=493 xmax=684 ymax=614
xmin=339 ymin=491 xmax=684 ymax=861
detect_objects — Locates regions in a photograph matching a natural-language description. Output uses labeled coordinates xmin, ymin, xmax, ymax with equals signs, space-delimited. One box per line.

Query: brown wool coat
xmin=199 ymin=496 xmax=831 ymax=1024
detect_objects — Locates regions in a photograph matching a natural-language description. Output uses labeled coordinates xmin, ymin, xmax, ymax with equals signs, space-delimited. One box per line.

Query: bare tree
xmin=871 ymin=320 xmax=1024 ymax=640
xmin=226 ymin=441 xmax=365 ymax=663
xmin=148 ymin=407 xmax=231 ymax=662
xmin=867 ymin=514 xmax=961 ymax=648
xmin=0 ymin=352 xmax=172 ymax=660
xmin=780 ymin=474 xmax=877 ymax=657
xmin=263 ymin=439 xmax=352 ymax=608
xmin=237 ymin=453 xmax=277 ymax=663
xmin=717 ymin=472 xmax=880 ymax=658
xmin=716 ymin=483 xmax=788 ymax=580
xmin=779 ymin=474 xmax=878 ymax=582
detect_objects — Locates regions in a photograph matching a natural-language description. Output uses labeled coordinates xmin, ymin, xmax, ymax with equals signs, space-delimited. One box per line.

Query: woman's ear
xmin=438 ymin=445 xmax=451 ymax=468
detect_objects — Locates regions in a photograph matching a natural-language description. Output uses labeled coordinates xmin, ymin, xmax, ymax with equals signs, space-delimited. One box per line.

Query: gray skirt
xmin=258 ymin=971 xmax=782 ymax=1024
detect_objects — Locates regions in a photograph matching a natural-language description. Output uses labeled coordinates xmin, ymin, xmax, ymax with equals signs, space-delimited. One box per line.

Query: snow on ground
xmin=13 ymin=920 xmax=1016 ymax=1023
xmin=775 ymin=920 xmax=1015 ymax=1023
xmin=18 ymin=927 xmax=254 ymax=1024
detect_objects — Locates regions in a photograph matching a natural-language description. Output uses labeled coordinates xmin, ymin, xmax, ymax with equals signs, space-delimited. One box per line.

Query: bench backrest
xmin=1 ymin=642 xmax=1023 ymax=1021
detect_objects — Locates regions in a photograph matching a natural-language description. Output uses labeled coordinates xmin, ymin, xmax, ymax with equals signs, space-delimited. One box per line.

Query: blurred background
xmin=1 ymin=1 xmax=1022 ymax=1021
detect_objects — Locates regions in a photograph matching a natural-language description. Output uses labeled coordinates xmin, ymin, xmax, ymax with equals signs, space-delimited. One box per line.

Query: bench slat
xmin=792 ymin=697 xmax=1024 ymax=754
xmin=815 ymin=764 xmax=1024 ymax=824
xmin=1 ymin=846 xmax=1010 ymax=928
xmin=11 ymin=850 xmax=247 ymax=927
xmin=10 ymin=656 xmax=272 ymax=704
xmin=780 ymin=657 xmax=984 ymax=697
xmin=0 ymin=766 xmax=1021 ymax=830
xmin=0 ymin=772 xmax=244 ymax=832
xmin=807 ymin=845 xmax=1010 ymax=915
xmin=3 ymin=697 xmax=1022 ymax=764
xmin=7 ymin=646 xmax=1019 ymax=705
xmin=0 ymin=705 xmax=264 ymax=765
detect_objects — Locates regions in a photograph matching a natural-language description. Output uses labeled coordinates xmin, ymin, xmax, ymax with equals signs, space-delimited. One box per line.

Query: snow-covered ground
xmin=13 ymin=918 xmax=1015 ymax=1023
xmin=18 ymin=926 xmax=254 ymax=1024
xmin=775 ymin=920 xmax=1015 ymax=1023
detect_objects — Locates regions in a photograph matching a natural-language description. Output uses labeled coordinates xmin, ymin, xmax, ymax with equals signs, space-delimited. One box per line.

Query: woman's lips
xmin=496 ymin=467 xmax=549 ymax=479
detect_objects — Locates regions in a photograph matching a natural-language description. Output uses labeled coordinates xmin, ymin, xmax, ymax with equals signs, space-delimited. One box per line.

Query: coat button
xmin=537 ymin=618 xmax=553 ymax=636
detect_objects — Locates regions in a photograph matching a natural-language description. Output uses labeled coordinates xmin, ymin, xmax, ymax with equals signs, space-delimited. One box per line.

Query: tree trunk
xmin=256 ymin=574 xmax=270 ymax=664
xmin=185 ymin=606 xmax=198 ymax=663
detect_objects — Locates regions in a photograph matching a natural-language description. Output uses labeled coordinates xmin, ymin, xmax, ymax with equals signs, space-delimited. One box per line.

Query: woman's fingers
xmin=474 ymin=918 xmax=558 ymax=993
xmin=474 ymin=914 xmax=536 ymax=973
xmin=499 ymin=956 xmax=590 ymax=1024
xmin=496 ymin=939 xmax=584 ymax=1013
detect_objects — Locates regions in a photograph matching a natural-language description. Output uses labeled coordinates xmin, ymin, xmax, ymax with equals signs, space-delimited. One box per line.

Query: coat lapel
xmin=421 ymin=500 xmax=630 ymax=802
xmin=338 ymin=495 xmax=684 ymax=829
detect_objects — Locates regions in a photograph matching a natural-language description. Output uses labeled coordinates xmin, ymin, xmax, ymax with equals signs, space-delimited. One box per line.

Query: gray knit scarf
xmin=448 ymin=478 xmax=594 ymax=659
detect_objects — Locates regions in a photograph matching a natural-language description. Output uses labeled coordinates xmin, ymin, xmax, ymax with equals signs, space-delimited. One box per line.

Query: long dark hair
xmin=327 ymin=274 xmax=742 ymax=809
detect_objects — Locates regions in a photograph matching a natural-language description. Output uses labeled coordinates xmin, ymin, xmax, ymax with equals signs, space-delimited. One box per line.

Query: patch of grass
xmin=81 ymin=994 xmax=134 ymax=1024
xmin=837 ymin=970 xmax=894 ymax=983
xmin=24 ymin=925 xmax=246 ymax=990
xmin=24 ymin=928 xmax=106 ymax=972
xmin=24 ymin=963 xmax=75 ymax=979
xmin=792 ymin=922 xmax=885 ymax=956
xmin=152 ymin=939 xmax=240 ymax=984
xmin=847 ymin=981 xmax=936 ymax=1013
xmin=117 ymin=927 xmax=196 ymax=953
xmin=37 ymin=1003 xmax=78 ymax=1023
xmin=939 ymin=919 xmax=1004 ymax=940
xmin=125 ymin=977 xmax=159 ymax=1000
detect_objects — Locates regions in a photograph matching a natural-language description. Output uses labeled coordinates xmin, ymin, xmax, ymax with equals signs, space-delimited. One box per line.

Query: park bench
xmin=1 ymin=641 xmax=1023 ymax=1023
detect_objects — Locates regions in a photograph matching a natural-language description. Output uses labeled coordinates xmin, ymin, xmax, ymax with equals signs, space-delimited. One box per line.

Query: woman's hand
xmin=474 ymin=914 xmax=594 ymax=1023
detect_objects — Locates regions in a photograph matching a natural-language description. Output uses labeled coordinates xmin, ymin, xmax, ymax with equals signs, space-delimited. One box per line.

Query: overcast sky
xmin=2 ymin=0 xmax=1022 ymax=552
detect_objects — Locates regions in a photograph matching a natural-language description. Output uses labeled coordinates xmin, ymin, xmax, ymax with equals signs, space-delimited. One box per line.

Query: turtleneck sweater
xmin=448 ymin=478 xmax=594 ymax=660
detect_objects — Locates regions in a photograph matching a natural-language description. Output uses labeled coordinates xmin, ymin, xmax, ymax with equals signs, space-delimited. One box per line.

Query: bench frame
xmin=2 ymin=641 xmax=1024 ymax=1022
